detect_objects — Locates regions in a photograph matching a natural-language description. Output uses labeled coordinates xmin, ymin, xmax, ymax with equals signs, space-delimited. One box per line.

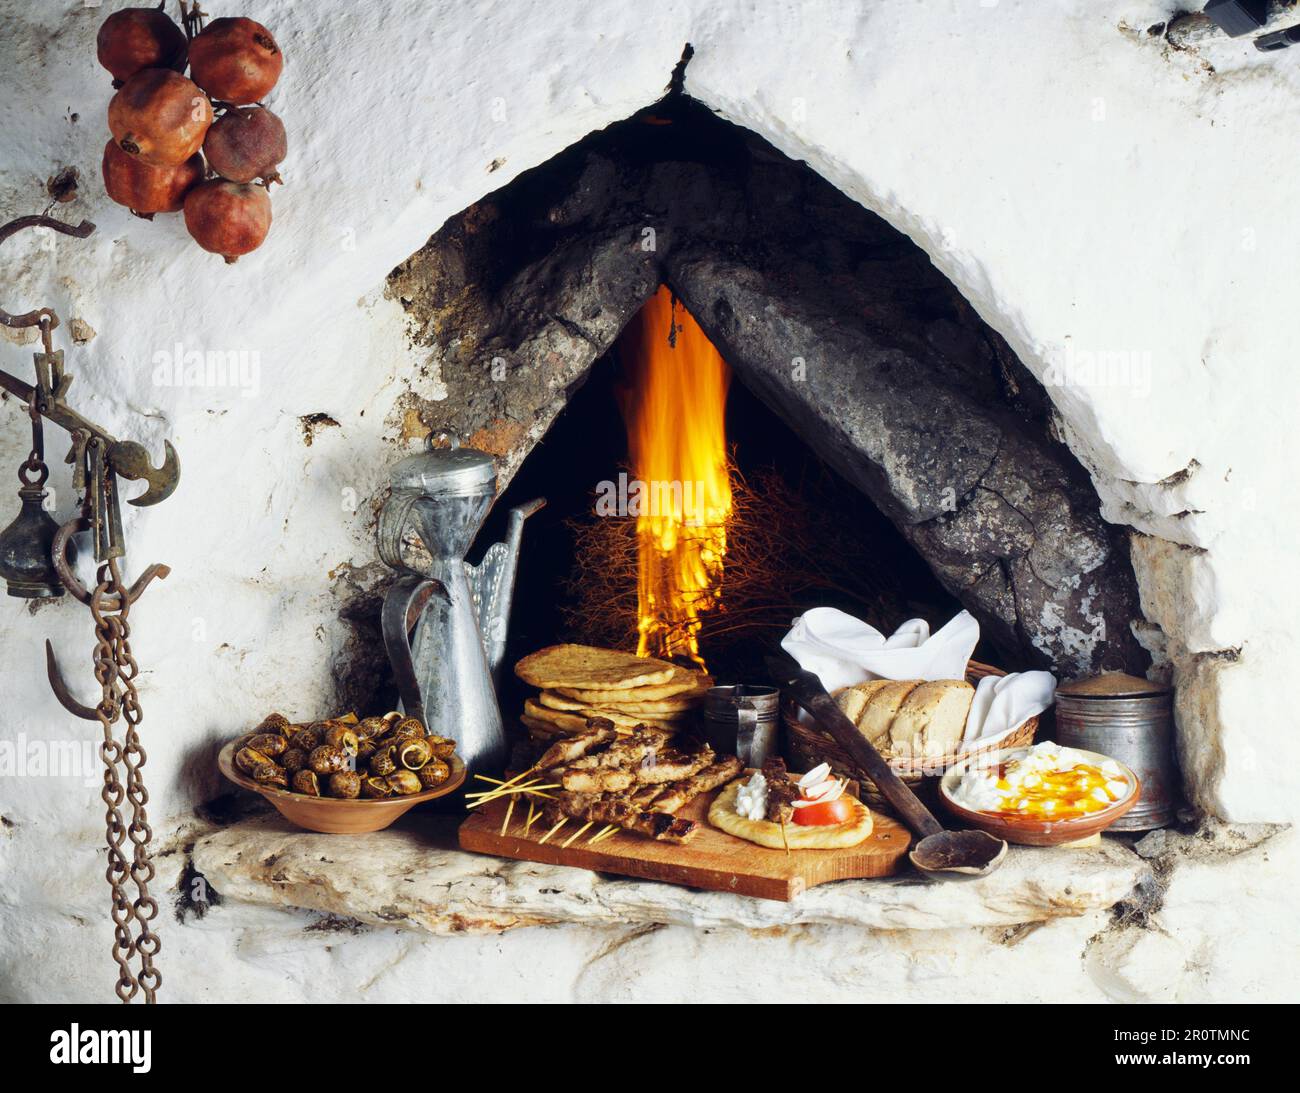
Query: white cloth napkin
xmin=780 ymin=607 xmax=1055 ymax=745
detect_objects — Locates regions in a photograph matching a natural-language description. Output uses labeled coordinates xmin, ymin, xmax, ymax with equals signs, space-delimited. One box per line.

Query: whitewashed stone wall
xmin=1 ymin=0 xmax=1297 ymax=1002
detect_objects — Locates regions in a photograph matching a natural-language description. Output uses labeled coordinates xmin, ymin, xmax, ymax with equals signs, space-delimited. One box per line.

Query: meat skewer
xmin=636 ymin=755 xmax=743 ymax=813
xmin=541 ymin=796 xmax=698 ymax=843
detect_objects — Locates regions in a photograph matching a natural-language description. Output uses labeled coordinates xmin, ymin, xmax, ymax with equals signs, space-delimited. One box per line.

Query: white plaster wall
xmin=1 ymin=0 xmax=1297 ymax=1003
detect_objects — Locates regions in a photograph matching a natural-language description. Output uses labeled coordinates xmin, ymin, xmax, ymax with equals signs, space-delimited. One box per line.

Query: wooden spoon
xmin=765 ymin=656 xmax=1008 ymax=879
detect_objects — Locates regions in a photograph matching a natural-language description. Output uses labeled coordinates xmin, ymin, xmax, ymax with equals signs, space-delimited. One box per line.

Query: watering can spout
xmin=469 ymin=497 xmax=545 ymax=680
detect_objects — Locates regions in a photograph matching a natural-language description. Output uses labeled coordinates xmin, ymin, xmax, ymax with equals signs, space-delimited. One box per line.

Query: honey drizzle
xmin=986 ymin=760 xmax=1123 ymax=820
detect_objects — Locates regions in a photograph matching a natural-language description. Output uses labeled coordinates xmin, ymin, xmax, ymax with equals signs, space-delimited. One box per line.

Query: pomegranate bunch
xmin=98 ymin=3 xmax=286 ymax=263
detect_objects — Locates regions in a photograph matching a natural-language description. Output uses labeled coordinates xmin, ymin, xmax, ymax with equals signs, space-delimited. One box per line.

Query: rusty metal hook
xmin=45 ymin=639 xmax=98 ymax=721
xmin=0 ymin=214 xmax=95 ymax=330
xmin=51 ymin=513 xmax=171 ymax=608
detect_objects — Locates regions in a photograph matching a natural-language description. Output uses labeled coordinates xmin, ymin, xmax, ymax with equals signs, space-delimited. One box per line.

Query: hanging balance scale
xmin=0 ymin=213 xmax=181 ymax=1003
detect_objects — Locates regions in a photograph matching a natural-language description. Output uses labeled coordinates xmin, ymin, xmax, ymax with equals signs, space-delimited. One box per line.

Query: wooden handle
xmin=790 ymin=685 xmax=944 ymax=840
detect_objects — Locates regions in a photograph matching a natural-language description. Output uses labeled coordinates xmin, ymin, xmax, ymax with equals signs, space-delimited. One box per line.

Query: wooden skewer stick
xmin=523 ymin=800 xmax=538 ymax=834
xmin=500 ymin=796 xmax=516 ymax=837
xmin=587 ymin=823 xmax=617 ymax=844
xmin=538 ymin=817 xmax=567 ymax=845
xmin=561 ymin=821 xmax=593 ymax=848
xmin=780 ymin=818 xmax=791 ymax=857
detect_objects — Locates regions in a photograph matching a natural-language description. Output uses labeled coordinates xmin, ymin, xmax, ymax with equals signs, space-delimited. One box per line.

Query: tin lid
xmin=389 ymin=434 xmax=496 ymax=496
xmin=1057 ymin=671 xmax=1171 ymax=699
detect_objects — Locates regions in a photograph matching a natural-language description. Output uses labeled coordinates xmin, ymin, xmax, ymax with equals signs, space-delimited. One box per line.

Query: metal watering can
xmin=378 ymin=436 xmax=543 ymax=773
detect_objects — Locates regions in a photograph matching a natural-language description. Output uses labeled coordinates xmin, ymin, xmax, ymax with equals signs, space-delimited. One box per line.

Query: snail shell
xmin=388 ymin=718 xmax=425 ymax=745
xmin=425 ymin=735 xmax=456 ymax=760
xmin=356 ymin=716 xmax=387 ymax=740
xmin=368 ymin=745 xmax=397 ymax=777
xmin=248 ymin=733 xmax=287 ymax=758
xmin=280 ymin=747 xmax=308 ymax=774
xmin=234 ymin=745 xmax=272 ymax=775
xmin=292 ymin=769 xmax=321 ymax=796
xmin=386 ymin=770 xmax=421 ymax=795
xmin=327 ymin=771 xmax=362 ymax=799
xmin=322 ymin=724 xmax=360 ymax=755
xmin=254 ymin=712 xmax=291 ymax=735
xmin=292 ymin=726 xmax=323 ymax=753
xmin=360 ymin=775 xmax=393 ymax=799
xmin=308 ymin=744 xmax=349 ymax=775
xmin=416 ymin=759 xmax=451 ymax=789
xmin=398 ymin=738 xmax=432 ymax=770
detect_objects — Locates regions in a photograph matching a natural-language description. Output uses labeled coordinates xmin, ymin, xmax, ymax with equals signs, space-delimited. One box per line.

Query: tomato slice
xmin=792 ymin=795 xmax=854 ymax=826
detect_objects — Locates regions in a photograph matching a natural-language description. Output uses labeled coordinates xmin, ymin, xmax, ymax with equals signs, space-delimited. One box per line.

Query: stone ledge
xmin=189 ymin=811 xmax=1147 ymax=936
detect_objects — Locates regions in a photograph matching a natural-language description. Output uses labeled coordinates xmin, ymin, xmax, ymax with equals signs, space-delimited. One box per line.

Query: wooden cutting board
xmin=458 ymin=788 xmax=912 ymax=902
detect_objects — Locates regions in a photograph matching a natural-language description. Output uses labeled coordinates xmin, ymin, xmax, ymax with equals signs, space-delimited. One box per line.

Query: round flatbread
xmin=522 ymin=698 xmax=678 ymax=735
xmin=708 ymin=779 xmax=874 ymax=850
xmin=555 ymin=671 xmax=711 ymax=704
xmin=515 ymin=645 xmax=678 ymax=691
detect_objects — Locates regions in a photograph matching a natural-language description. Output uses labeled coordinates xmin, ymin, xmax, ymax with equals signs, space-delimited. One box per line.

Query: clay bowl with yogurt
xmin=939 ymin=744 xmax=1140 ymax=847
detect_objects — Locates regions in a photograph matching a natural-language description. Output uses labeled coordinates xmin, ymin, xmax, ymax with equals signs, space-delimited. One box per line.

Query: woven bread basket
xmin=783 ymin=660 xmax=1039 ymax=815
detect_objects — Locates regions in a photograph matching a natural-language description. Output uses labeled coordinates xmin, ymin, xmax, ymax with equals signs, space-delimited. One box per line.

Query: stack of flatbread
xmin=514 ymin=644 xmax=710 ymax=740
xmin=833 ymin=678 xmax=974 ymax=759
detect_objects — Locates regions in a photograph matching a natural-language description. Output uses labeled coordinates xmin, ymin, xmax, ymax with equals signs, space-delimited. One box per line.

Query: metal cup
xmin=704 ymin=684 xmax=780 ymax=768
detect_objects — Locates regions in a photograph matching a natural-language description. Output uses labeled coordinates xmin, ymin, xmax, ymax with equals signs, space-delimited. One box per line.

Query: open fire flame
xmin=616 ymin=286 xmax=733 ymax=670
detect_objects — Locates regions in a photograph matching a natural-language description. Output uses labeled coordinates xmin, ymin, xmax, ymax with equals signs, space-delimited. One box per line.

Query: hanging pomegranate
xmin=187 ymin=17 xmax=283 ymax=104
xmin=203 ymin=106 xmax=286 ymax=185
xmin=183 ymin=180 xmax=272 ymax=262
xmin=96 ymin=6 xmax=188 ymax=86
xmin=101 ymin=139 xmax=203 ymax=217
xmin=108 ymin=68 xmax=213 ymax=166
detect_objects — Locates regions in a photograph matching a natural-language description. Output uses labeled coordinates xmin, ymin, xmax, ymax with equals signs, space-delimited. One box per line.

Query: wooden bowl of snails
xmin=217 ymin=737 xmax=466 ymax=834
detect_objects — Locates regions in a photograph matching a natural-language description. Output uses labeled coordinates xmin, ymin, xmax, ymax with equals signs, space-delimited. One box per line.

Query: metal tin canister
xmin=1055 ymin=671 xmax=1179 ymax=831
xmin=704 ymin=685 xmax=780 ymax=769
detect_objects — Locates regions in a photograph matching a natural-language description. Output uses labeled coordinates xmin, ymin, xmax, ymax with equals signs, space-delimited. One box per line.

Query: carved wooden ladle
xmin=766 ymin=655 xmax=1008 ymax=879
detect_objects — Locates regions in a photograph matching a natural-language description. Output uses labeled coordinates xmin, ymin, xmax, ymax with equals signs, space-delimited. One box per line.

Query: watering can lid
xmin=389 ymin=434 xmax=496 ymax=493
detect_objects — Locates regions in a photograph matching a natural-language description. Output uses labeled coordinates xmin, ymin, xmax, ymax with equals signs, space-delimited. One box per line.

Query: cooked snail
xmin=398 ymin=738 xmax=432 ymax=770
xmin=308 ymin=744 xmax=348 ymax=775
xmin=254 ymin=712 xmax=291 ymax=735
xmin=322 ymin=724 xmax=360 ymax=755
xmin=247 ymin=732 xmax=288 ymax=758
xmin=388 ymin=718 xmax=425 ymax=744
xmin=291 ymin=770 xmax=321 ymax=796
xmin=234 ymin=745 xmax=273 ymax=776
xmin=356 ymin=716 xmax=387 ymax=740
xmin=360 ymin=775 xmax=393 ymax=799
xmin=292 ymin=726 xmax=323 ymax=753
xmin=327 ymin=771 xmax=362 ymax=799
xmin=280 ymin=747 xmax=308 ymax=774
xmin=425 ymin=735 xmax=456 ymax=760
xmin=368 ymin=745 xmax=397 ymax=777
xmin=385 ymin=770 xmax=422 ymax=795
xmin=416 ymin=759 xmax=451 ymax=789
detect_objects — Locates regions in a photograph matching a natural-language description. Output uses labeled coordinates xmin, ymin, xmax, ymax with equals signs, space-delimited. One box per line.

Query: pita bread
xmin=515 ymin=645 xmax=677 ymax=691
xmin=708 ymin=780 xmax=873 ymax=849
xmin=554 ymin=671 xmax=711 ymax=704
xmin=522 ymin=698 xmax=678 ymax=735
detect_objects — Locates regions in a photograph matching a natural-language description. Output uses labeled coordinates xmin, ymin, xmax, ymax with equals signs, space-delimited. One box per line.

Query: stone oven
xmin=0 ymin=1 xmax=1295 ymax=1005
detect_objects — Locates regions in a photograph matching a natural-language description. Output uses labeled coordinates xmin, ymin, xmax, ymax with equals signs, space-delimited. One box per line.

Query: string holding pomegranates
xmin=96 ymin=6 xmax=188 ymax=86
xmin=187 ymin=17 xmax=284 ymax=104
xmin=203 ymin=106 xmax=286 ymax=185
xmin=102 ymin=140 xmax=203 ymax=217
xmin=108 ymin=68 xmax=212 ymax=166
xmin=183 ymin=180 xmax=272 ymax=263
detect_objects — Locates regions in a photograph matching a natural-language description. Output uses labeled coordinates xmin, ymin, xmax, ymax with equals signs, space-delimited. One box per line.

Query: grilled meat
xmin=545 ymin=795 xmax=698 ymax=843
xmin=761 ymin=755 xmax=801 ymax=824
xmin=535 ymin=721 xmax=617 ymax=771
xmin=638 ymin=755 xmax=744 ymax=813
xmin=634 ymin=743 xmax=714 ymax=785
xmin=558 ymin=767 xmax=637 ymax=793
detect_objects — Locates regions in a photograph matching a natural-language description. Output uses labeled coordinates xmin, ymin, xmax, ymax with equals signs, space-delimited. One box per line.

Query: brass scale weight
xmin=0 ymin=214 xmax=180 ymax=1002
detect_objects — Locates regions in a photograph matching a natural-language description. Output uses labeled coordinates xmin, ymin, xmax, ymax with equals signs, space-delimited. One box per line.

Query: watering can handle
xmin=378 ymin=488 xmax=423 ymax=571
xmin=381 ymin=573 xmax=447 ymax=728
